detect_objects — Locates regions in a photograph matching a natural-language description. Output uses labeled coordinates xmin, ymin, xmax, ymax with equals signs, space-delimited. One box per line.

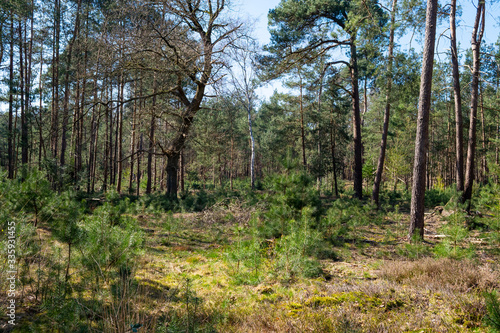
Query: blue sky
xmin=236 ymin=0 xmax=500 ymax=101
xmin=238 ymin=0 xmax=500 ymax=47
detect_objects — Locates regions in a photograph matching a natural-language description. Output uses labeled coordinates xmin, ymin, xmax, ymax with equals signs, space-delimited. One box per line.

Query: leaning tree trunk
xmin=409 ymin=0 xmax=438 ymax=241
xmin=462 ymin=1 xmax=485 ymax=206
xmin=372 ymin=0 xmax=397 ymax=207
xmin=450 ymin=0 xmax=464 ymax=192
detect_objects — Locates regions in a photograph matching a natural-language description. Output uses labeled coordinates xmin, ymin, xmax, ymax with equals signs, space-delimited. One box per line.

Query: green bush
xmin=485 ymin=291 xmax=500 ymax=332
xmin=272 ymin=207 xmax=324 ymax=280
xmin=79 ymin=203 xmax=144 ymax=284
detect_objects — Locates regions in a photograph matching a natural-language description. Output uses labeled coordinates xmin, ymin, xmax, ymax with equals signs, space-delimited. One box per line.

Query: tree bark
xmin=61 ymin=0 xmax=82 ymax=168
xmin=480 ymin=90 xmax=488 ymax=183
xmin=450 ymin=0 xmax=464 ymax=192
xmin=146 ymin=76 xmax=157 ymax=194
xmin=166 ymin=153 xmax=180 ymax=196
xmin=247 ymin=104 xmax=256 ymax=190
xmin=330 ymin=118 xmax=339 ymax=198
xmin=137 ymin=134 xmax=143 ymax=196
xmin=51 ymin=0 xmax=61 ymax=161
xmin=372 ymin=0 xmax=397 ymax=207
xmin=129 ymin=81 xmax=138 ymax=193
xmin=409 ymin=0 xmax=438 ymax=240
xmin=180 ymin=150 xmax=185 ymax=192
xmin=19 ymin=21 xmax=28 ymax=168
xmin=8 ymin=16 xmax=14 ymax=179
xmin=350 ymin=38 xmax=363 ymax=200
xmin=462 ymin=1 xmax=485 ymax=206
xmin=116 ymin=74 xmax=124 ymax=193
xmin=299 ymin=72 xmax=307 ymax=168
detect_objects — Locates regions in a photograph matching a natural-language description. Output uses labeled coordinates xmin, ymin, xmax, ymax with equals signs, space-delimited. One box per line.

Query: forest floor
xmin=127 ymin=203 xmax=500 ymax=332
xmin=4 ymin=195 xmax=500 ymax=332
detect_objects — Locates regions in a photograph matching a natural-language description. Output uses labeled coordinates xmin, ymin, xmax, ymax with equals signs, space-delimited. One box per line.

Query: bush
xmin=272 ymin=207 xmax=324 ymax=280
xmin=79 ymin=203 xmax=144 ymax=284
xmin=485 ymin=291 xmax=500 ymax=332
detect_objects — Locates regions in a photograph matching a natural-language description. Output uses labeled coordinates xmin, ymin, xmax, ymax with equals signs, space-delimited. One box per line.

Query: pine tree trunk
xmin=19 ymin=21 xmax=28 ymax=168
xmin=8 ymin=16 xmax=14 ymax=179
xmin=409 ymin=0 xmax=438 ymax=240
xmin=116 ymin=75 xmax=124 ymax=193
xmin=61 ymin=0 xmax=81 ymax=168
xmin=146 ymin=77 xmax=157 ymax=194
xmin=299 ymin=74 xmax=306 ymax=168
xmin=450 ymin=0 xmax=464 ymax=192
xmin=350 ymin=38 xmax=363 ymax=200
xmin=372 ymin=0 xmax=397 ymax=207
xmin=330 ymin=118 xmax=339 ymax=198
xmin=129 ymin=87 xmax=137 ymax=193
xmin=462 ymin=1 xmax=485 ymax=206
xmin=51 ymin=0 xmax=61 ymax=161
xmin=26 ymin=9 xmax=34 ymax=168
xmin=137 ymin=134 xmax=143 ymax=196
xmin=146 ymin=112 xmax=156 ymax=194
xmin=38 ymin=36 xmax=45 ymax=169
xmin=480 ymin=90 xmax=488 ymax=183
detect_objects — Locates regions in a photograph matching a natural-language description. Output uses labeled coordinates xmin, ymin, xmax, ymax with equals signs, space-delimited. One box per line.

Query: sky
xmin=235 ymin=0 xmax=500 ymax=101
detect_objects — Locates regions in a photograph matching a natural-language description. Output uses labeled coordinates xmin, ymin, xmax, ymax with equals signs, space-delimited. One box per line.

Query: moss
xmin=385 ymin=298 xmax=405 ymax=310
xmin=304 ymin=292 xmax=386 ymax=310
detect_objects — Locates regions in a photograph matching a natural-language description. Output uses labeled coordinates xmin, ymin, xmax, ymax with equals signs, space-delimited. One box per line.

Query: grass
xmin=2 ymin=185 xmax=500 ymax=332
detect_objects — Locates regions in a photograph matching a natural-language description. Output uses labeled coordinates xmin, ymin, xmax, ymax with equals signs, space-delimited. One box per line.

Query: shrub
xmin=485 ymin=291 xmax=500 ymax=332
xmin=272 ymin=207 xmax=324 ymax=280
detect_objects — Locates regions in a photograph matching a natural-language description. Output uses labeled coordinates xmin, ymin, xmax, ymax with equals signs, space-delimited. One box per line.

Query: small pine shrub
xmin=485 ymin=291 xmax=500 ymax=332
xmin=226 ymin=216 xmax=264 ymax=284
xmin=273 ymin=207 xmax=323 ymax=280
xmin=424 ymin=187 xmax=456 ymax=208
xmin=79 ymin=203 xmax=144 ymax=284
xmin=433 ymin=205 xmax=473 ymax=259
xmin=396 ymin=233 xmax=431 ymax=259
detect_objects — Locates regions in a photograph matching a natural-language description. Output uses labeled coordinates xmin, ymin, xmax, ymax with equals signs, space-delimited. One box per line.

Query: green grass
xmin=2 ymin=172 xmax=500 ymax=332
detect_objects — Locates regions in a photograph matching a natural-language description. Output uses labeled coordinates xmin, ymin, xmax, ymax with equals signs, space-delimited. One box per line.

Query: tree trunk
xmin=409 ymin=0 xmax=438 ymax=240
xmin=116 ymin=74 xmax=124 ymax=193
xmin=330 ymin=118 xmax=339 ymax=198
xmin=146 ymin=112 xmax=156 ymax=194
xmin=136 ymin=134 xmax=143 ymax=196
xmin=61 ymin=0 xmax=81 ymax=168
xmin=480 ymin=90 xmax=488 ymax=183
xmin=166 ymin=153 xmax=180 ymax=196
xmin=450 ymin=0 xmax=464 ymax=192
xmin=299 ymin=74 xmax=307 ymax=168
xmin=350 ymin=37 xmax=363 ymax=200
xmin=19 ymin=21 xmax=28 ymax=168
xmin=462 ymin=1 xmax=485 ymax=206
xmin=180 ymin=150 xmax=185 ymax=192
xmin=372 ymin=0 xmax=397 ymax=207
xmin=38 ymin=35 xmax=45 ymax=169
xmin=8 ymin=16 xmax=14 ymax=179
xmin=247 ymin=105 xmax=255 ymax=190
xmin=146 ymin=77 xmax=157 ymax=194
xmin=103 ymin=86 xmax=109 ymax=192
xmin=51 ymin=0 xmax=61 ymax=161
xmin=129 ymin=82 xmax=137 ymax=193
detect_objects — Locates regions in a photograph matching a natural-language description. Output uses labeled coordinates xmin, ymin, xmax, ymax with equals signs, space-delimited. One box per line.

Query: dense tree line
xmin=1 ymin=0 xmax=500 ymax=237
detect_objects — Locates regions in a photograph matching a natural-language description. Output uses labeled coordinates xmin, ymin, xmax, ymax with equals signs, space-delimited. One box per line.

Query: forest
xmin=1 ymin=0 xmax=500 ymax=331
